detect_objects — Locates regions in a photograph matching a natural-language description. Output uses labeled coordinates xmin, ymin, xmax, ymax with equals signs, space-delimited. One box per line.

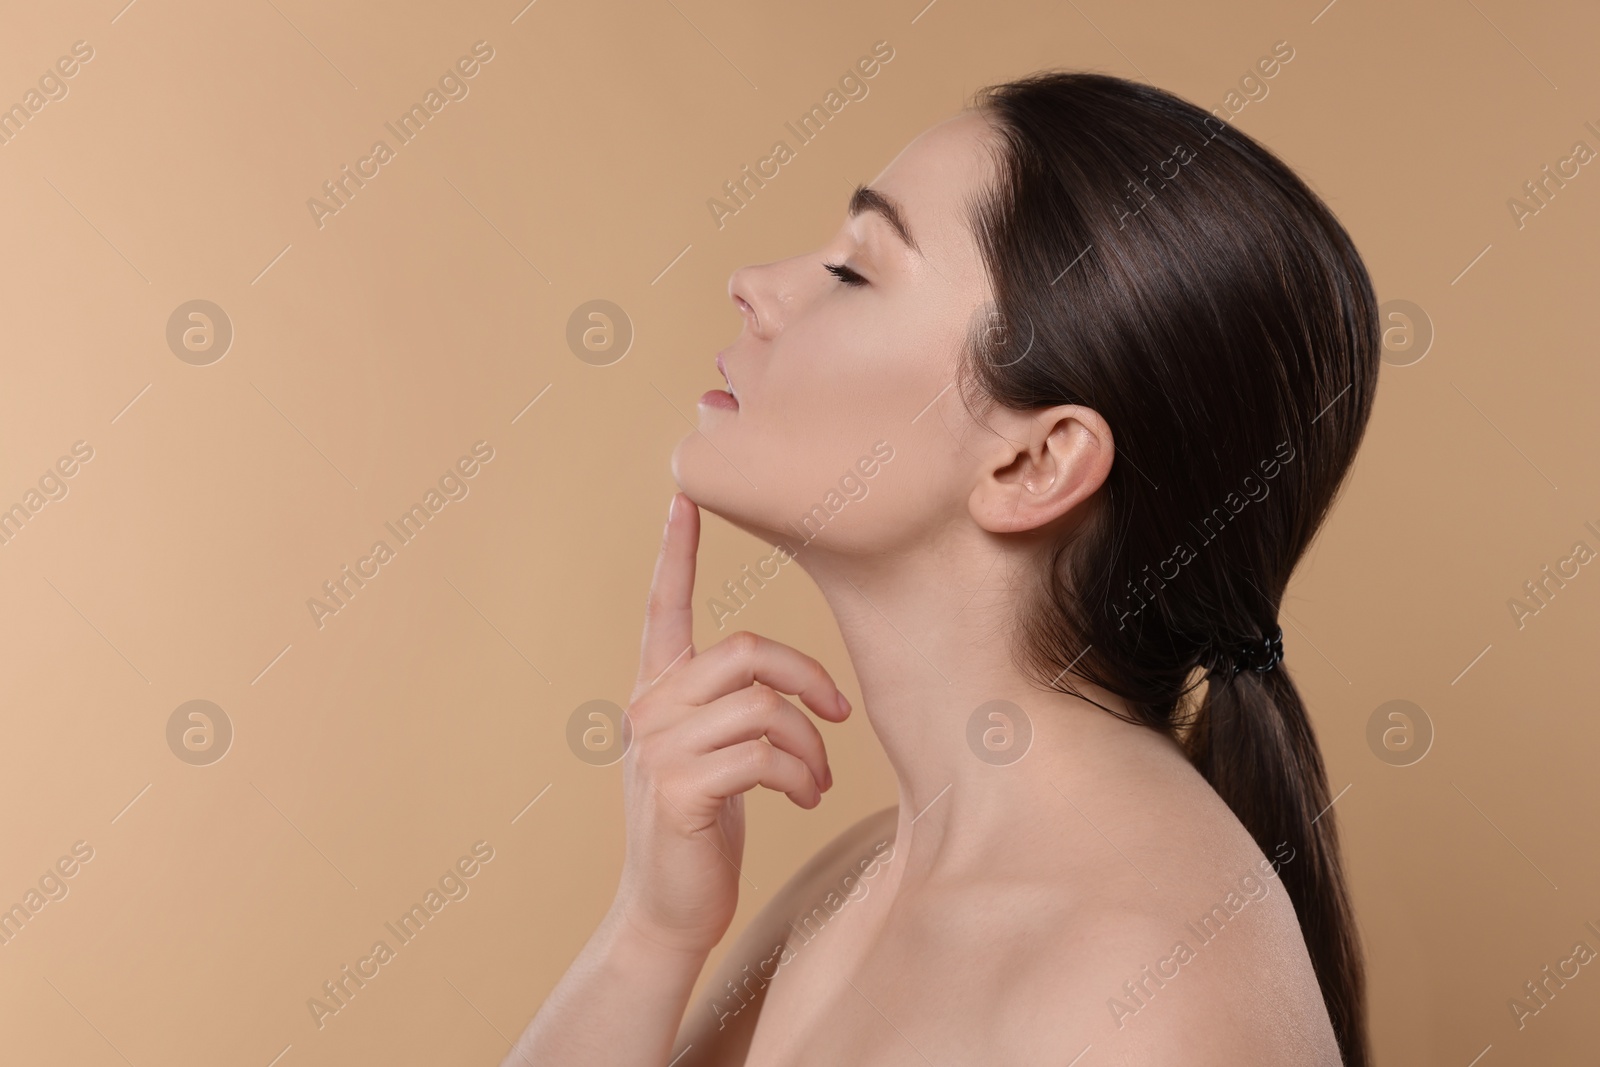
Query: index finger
xmin=637 ymin=492 xmax=698 ymax=690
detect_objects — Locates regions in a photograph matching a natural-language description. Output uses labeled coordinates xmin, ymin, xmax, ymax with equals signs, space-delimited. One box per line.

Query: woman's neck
xmin=790 ymin=533 xmax=1191 ymax=884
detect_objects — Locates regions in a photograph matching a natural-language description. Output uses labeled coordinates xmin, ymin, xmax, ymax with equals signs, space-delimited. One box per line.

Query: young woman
xmin=508 ymin=71 xmax=1376 ymax=1065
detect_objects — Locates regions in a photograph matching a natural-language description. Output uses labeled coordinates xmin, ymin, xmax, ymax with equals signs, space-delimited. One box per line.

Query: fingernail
xmin=664 ymin=494 xmax=677 ymax=532
xmin=835 ymin=692 xmax=851 ymax=717
xmin=823 ymin=764 xmax=834 ymax=789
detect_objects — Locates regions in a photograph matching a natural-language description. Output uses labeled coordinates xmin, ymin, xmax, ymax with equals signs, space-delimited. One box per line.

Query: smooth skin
xmin=505 ymin=110 xmax=1342 ymax=1066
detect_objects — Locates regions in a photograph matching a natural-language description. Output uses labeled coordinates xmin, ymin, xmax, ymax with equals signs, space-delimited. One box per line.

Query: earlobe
xmin=968 ymin=406 xmax=1113 ymax=535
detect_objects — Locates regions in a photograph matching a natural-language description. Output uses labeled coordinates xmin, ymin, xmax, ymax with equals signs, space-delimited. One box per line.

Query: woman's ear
xmin=967 ymin=404 xmax=1114 ymax=534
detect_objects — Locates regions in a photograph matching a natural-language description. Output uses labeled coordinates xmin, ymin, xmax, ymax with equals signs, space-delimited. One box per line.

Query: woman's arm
xmin=671 ymin=804 xmax=900 ymax=1066
xmin=501 ymin=494 xmax=851 ymax=1066
xmin=501 ymin=905 xmax=710 ymax=1066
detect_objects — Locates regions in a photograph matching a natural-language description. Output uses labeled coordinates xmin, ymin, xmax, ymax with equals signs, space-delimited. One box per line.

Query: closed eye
xmin=823 ymin=261 xmax=867 ymax=287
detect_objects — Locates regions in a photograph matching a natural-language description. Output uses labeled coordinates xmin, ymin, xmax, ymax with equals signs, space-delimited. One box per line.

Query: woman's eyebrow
xmin=847 ymin=184 xmax=923 ymax=257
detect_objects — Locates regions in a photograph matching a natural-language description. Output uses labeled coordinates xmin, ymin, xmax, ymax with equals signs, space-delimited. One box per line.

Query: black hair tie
xmin=1203 ymin=624 xmax=1284 ymax=679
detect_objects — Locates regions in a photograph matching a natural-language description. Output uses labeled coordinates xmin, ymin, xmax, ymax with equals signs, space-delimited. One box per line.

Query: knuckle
xmin=749 ymin=683 xmax=783 ymax=717
xmin=724 ymin=629 xmax=763 ymax=659
xmin=746 ymin=739 xmax=777 ymax=774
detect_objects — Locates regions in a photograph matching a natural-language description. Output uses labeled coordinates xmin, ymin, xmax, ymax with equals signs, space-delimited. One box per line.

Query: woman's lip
xmin=698 ymin=388 xmax=739 ymax=410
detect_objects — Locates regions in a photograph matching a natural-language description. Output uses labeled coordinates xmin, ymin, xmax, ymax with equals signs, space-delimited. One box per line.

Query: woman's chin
xmin=666 ymin=441 xmax=795 ymax=548
xmin=668 ymin=433 xmax=709 ymax=497
xmin=668 ymin=436 xmax=743 ymax=514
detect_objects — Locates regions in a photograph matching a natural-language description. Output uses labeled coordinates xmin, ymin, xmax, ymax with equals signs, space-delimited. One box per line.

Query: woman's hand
xmin=612 ymin=492 xmax=852 ymax=957
xmin=502 ymin=493 xmax=846 ymax=1067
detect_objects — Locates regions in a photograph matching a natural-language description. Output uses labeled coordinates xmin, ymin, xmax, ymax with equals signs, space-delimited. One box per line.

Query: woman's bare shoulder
xmin=1012 ymin=893 xmax=1340 ymax=1065
xmin=670 ymin=804 xmax=898 ymax=1066
xmin=893 ymin=826 xmax=1340 ymax=1065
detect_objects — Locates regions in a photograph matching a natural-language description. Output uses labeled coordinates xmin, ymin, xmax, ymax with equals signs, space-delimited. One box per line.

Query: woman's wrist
xmin=507 ymin=902 xmax=712 ymax=1063
xmin=601 ymin=902 xmax=718 ymax=978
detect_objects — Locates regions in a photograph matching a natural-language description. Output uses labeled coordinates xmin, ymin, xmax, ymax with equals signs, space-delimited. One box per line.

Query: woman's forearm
xmin=503 ymin=906 xmax=710 ymax=1067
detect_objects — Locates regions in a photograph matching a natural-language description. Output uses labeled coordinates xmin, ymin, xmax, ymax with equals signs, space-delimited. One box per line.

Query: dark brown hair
xmin=961 ymin=71 xmax=1376 ymax=1064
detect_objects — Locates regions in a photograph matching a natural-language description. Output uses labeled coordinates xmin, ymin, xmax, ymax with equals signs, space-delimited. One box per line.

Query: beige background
xmin=1 ymin=0 xmax=1596 ymax=1063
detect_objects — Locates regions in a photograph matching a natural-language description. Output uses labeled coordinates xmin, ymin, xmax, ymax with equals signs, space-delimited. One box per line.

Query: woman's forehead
xmin=866 ymin=112 xmax=1000 ymax=264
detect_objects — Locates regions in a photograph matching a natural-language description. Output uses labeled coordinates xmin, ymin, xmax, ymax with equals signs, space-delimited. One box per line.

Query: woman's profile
xmin=508 ymin=70 xmax=1377 ymax=1066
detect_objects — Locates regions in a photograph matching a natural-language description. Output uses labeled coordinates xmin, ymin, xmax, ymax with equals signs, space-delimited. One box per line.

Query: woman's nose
xmin=728 ymin=264 xmax=765 ymax=337
xmin=728 ymin=257 xmax=808 ymax=341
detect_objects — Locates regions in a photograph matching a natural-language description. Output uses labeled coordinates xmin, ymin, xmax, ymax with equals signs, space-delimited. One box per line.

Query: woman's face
xmin=672 ymin=110 xmax=1006 ymax=559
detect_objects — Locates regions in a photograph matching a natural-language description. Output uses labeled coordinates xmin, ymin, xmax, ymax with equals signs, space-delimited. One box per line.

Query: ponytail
xmin=1186 ymin=664 xmax=1368 ymax=1067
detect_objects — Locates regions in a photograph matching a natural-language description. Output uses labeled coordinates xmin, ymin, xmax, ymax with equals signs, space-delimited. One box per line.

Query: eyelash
xmin=823 ymin=261 xmax=867 ymax=287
